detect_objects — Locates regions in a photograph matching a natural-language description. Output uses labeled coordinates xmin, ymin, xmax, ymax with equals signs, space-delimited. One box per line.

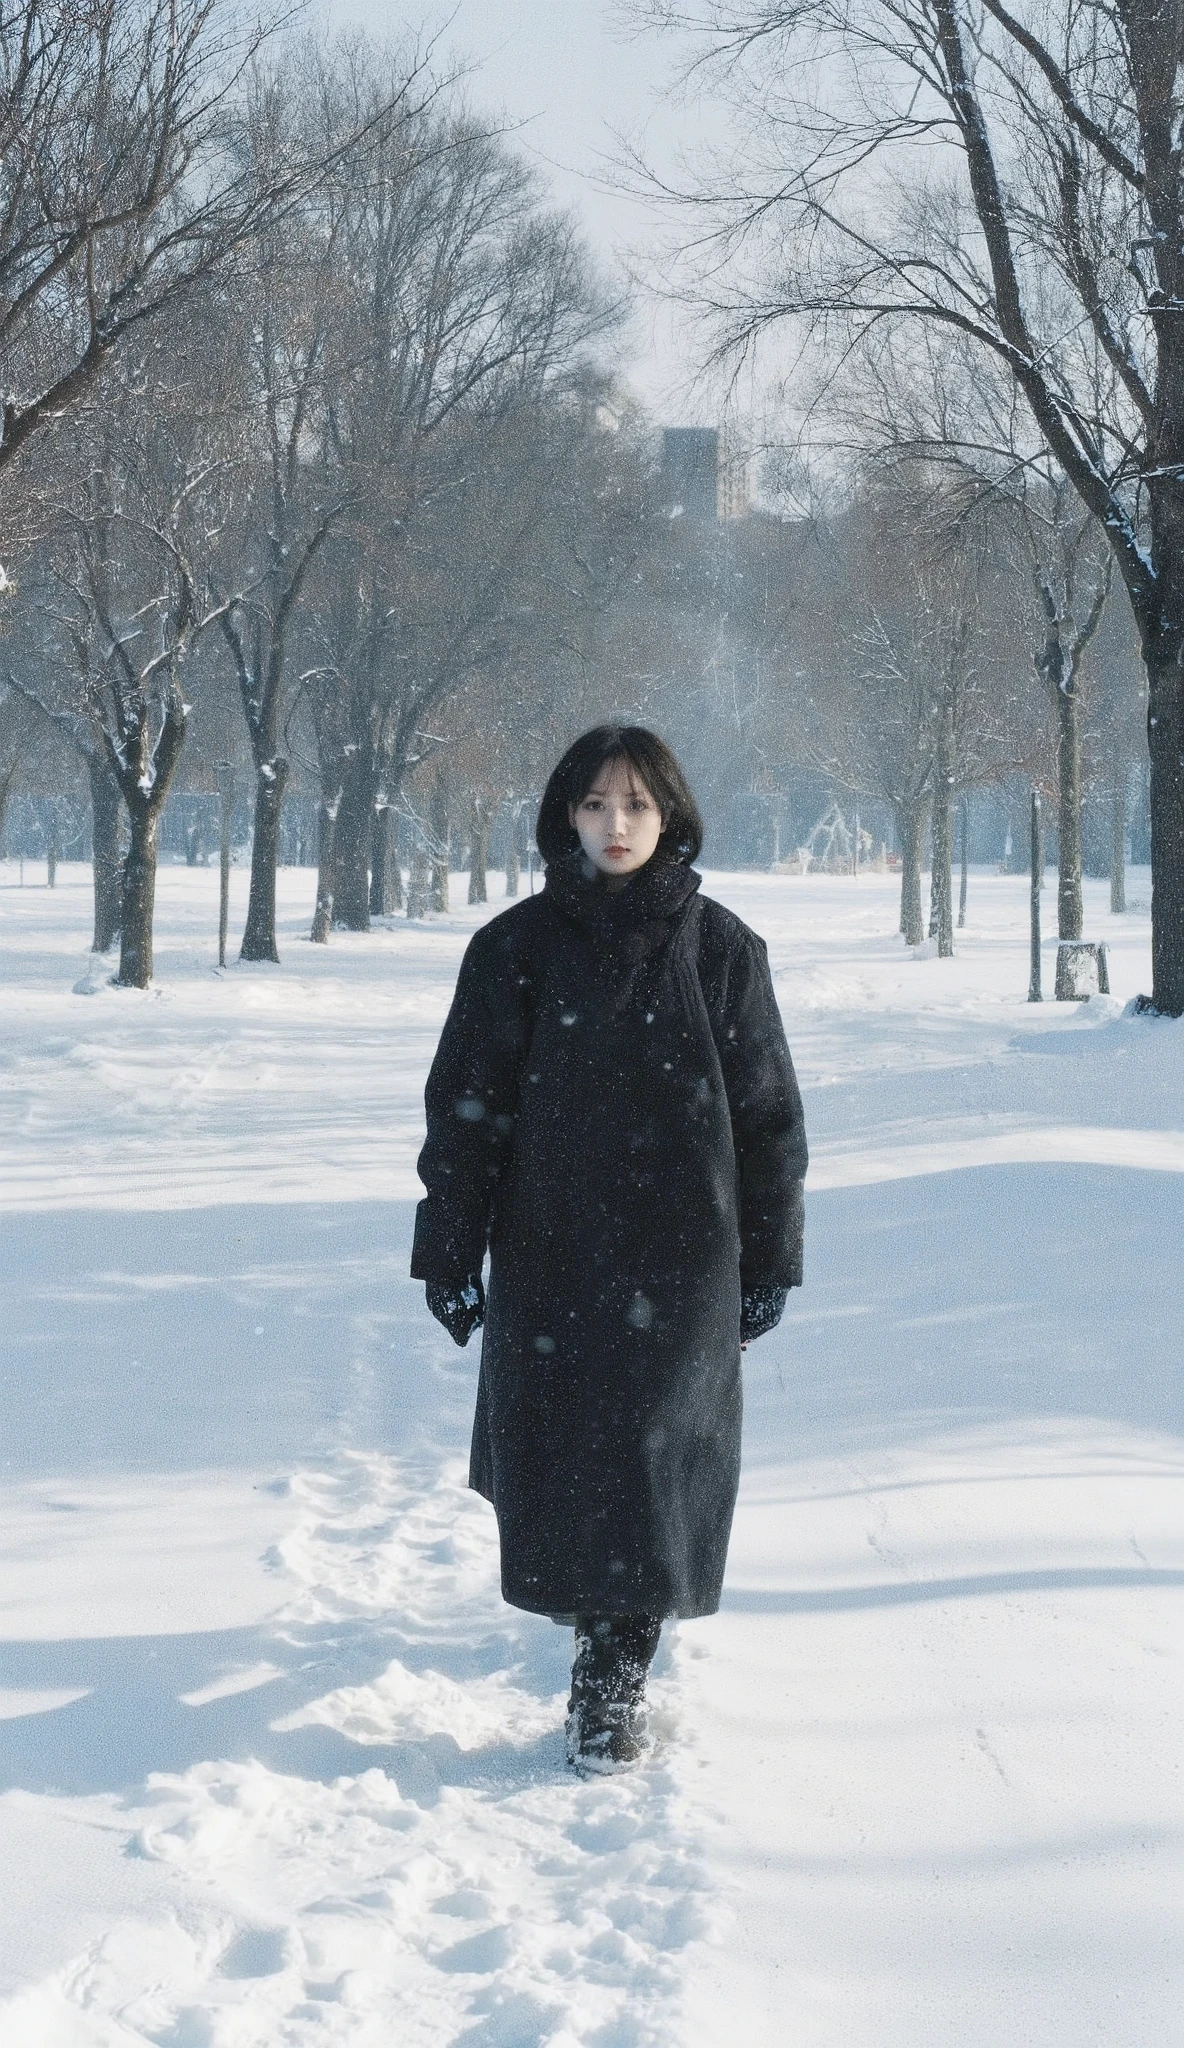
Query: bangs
xmin=535 ymin=725 xmax=704 ymax=866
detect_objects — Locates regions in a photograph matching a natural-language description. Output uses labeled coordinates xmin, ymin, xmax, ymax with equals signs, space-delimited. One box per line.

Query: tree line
xmin=0 ymin=0 xmax=1151 ymax=989
xmin=0 ymin=7 xmax=638 ymax=981
xmin=627 ymin=0 xmax=1184 ymax=1011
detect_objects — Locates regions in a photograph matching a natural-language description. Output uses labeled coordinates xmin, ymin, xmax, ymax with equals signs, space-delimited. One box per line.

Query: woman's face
xmin=568 ymin=756 xmax=664 ymax=879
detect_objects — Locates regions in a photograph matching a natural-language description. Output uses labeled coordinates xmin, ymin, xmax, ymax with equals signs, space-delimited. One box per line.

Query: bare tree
xmin=7 ymin=646 xmax=127 ymax=951
xmin=1021 ymin=490 xmax=1112 ymax=941
xmin=773 ymin=483 xmax=1014 ymax=945
xmin=839 ymin=601 xmax=952 ymax=949
xmin=47 ymin=293 xmax=242 ymax=984
xmin=0 ymin=681 xmax=33 ymax=851
xmin=294 ymin=112 xmax=619 ymax=940
xmin=212 ymin=47 xmax=443 ymax=962
xmin=630 ymin=0 xmax=1184 ymax=1010
xmin=0 ymin=2 xmax=431 ymax=525
xmin=833 ymin=336 xmax=1117 ymax=941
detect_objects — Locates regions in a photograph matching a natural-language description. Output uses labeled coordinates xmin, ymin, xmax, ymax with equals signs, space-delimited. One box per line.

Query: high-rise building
xmin=661 ymin=427 xmax=749 ymax=522
xmin=661 ymin=427 xmax=719 ymax=522
xmin=717 ymin=449 xmax=749 ymax=522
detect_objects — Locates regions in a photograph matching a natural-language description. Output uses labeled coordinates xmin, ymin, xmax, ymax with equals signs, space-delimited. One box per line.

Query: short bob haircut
xmin=535 ymin=724 xmax=703 ymax=867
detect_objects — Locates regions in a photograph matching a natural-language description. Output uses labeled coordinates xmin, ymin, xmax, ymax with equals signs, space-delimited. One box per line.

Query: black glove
xmin=740 ymin=1283 xmax=788 ymax=1344
xmin=426 ymin=1274 xmax=485 ymax=1347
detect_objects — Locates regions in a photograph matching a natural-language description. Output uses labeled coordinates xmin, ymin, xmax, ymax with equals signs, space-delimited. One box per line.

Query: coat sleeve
xmin=410 ymin=923 xmax=530 ymax=1283
xmin=715 ymin=927 xmax=808 ymax=1289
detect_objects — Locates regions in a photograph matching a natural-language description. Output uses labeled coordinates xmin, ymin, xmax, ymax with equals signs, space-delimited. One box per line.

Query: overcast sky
xmin=314 ymin=1 xmax=719 ymax=419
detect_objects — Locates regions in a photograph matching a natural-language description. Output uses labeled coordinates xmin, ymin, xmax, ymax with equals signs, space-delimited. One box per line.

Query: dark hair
xmin=535 ymin=724 xmax=703 ymax=866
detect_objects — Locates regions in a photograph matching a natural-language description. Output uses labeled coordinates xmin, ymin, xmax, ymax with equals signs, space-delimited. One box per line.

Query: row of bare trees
xmin=1 ymin=431 xmax=1144 ymax=978
xmin=0 ymin=11 xmax=628 ymax=982
xmin=629 ymin=0 xmax=1184 ymax=1011
xmin=0 ymin=0 xmax=1154 ymax=990
xmin=767 ymin=469 xmax=1139 ymax=953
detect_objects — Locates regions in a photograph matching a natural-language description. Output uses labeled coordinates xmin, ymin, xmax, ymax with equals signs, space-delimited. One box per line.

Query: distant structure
xmin=717 ymin=449 xmax=749 ymax=522
xmin=662 ymin=428 xmax=718 ymax=522
xmin=661 ymin=427 xmax=749 ymax=523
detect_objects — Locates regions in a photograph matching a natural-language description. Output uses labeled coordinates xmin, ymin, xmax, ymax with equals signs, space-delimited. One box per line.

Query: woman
xmin=411 ymin=725 xmax=807 ymax=1770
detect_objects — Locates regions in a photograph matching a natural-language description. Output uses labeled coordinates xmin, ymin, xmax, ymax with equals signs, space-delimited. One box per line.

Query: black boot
xmin=565 ymin=1614 xmax=662 ymax=1772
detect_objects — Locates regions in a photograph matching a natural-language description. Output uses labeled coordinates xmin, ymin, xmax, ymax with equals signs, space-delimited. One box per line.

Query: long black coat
xmin=410 ymin=854 xmax=807 ymax=1620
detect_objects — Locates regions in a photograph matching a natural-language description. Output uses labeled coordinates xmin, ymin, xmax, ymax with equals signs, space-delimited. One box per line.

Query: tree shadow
xmin=722 ymin=1564 xmax=1184 ymax=1615
xmin=750 ymin=1160 xmax=1184 ymax=1469
xmin=0 ymin=1200 xmax=445 ymax=1478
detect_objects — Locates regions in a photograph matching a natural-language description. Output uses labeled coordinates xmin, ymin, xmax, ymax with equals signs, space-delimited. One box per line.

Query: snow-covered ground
xmin=0 ymin=857 xmax=1180 ymax=2047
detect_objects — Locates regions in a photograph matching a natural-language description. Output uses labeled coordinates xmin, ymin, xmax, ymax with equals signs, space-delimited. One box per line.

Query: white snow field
xmin=0 ymin=857 xmax=1181 ymax=2048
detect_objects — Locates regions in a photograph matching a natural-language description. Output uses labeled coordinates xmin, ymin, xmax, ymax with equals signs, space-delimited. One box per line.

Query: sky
xmin=314 ymin=1 xmax=723 ymax=420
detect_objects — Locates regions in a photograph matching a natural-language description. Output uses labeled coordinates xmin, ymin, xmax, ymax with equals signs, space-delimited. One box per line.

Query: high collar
xmin=543 ymin=851 xmax=701 ymax=944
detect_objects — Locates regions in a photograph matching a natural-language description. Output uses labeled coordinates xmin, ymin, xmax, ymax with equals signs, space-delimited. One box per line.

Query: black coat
xmin=410 ymin=854 xmax=807 ymax=1620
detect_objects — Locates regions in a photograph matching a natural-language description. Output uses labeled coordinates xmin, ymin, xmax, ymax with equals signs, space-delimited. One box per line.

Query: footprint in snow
xmin=15 ymin=1452 xmax=721 ymax=2048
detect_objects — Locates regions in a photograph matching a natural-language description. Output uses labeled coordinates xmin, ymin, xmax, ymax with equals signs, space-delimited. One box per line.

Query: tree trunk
xmin=310 ymin=791 xmax=339 ymax=944
xmin=116 ymin=802 xmax=160 ymax=988
xmin=468 ymin=790 xmax=489 ymax=905
xmin=930 ymin=791 xmax=954 ymax=955
xmin=1055 ymin=678 xmax=1083 ymax=940
xmin=112 ymin=695 xmax=187 ymax=988
xmin=0 ymin=757 xmax=19 ymax=854
xmin=1029 ymin=789 xmax=1043 ymax=1002
xmin=330 ymin=756 xmax=375 ymax=932
xmin=406 ymin=832 xmax=431 ymax=917
xmin=505 ymin=803 xmax=520 ymax=897
xmin=369 ymin=805 xmax=388 ymax=917
xmin=369 ymin=803 xmax=401 ymax=916
xmin=218 ymin=767 xmax=233 ymax=968
xmin=88 ymin=752 xmax=123 ymax=952
xmin=898 ymin=799 xmax=926 ymax=945
xmin=430 ymin=766 xmax=450 ymax=913
xmin=958 ymin=796 xmax=969 ymax=928
xmin=1146 ymin=656 xmax=1184 ymax=1012
xmin=930 ymin=696 xmax=955 ymax=957
xmin=387 ymin=809 xmax=403 ymax=909
xmin=241 ymin=756 xmax=290 ymax=963
xmin=1006 ymin=786 xmax=1030 ymax=873
xmin=1110 ymin=761 xmax=1127 ymax=916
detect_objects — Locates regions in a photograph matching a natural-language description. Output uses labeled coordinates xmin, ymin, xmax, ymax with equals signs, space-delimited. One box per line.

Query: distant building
xmin=662 ymin=427 xmax=719 ymax=522
xmin=717 ymin=450 xmax=749 ymax=522
xmin=661 ymin=427 xmax=749 ymax=523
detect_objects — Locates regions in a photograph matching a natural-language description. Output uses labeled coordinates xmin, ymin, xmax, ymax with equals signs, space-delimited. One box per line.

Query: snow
xmin=0 ymin=857 xmax=1180 ymax=2046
